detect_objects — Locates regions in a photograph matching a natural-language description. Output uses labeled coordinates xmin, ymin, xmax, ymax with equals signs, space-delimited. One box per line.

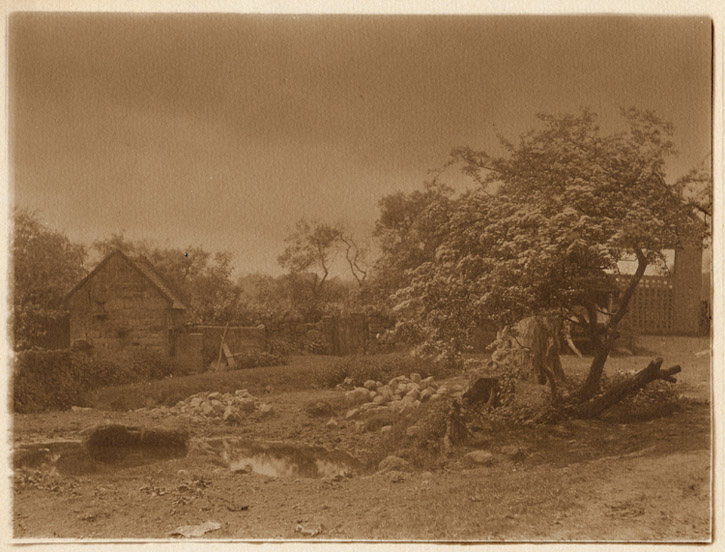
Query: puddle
xmin=14 ymin=439 xmax=187 ymax=476
xmin=206 ymin=439 xmax=366 ymax=479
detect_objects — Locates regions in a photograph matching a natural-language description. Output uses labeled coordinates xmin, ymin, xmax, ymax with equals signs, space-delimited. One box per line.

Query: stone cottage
xmin=64 ymin=250 xmax=195 ymax=360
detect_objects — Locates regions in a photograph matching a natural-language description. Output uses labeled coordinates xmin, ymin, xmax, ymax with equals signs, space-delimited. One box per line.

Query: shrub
xmin=13 ymin=347 xmax=196 ymax=413
xmin=235 ymin=351 xmax=286 ymax=369
xmin=268 ymin=336 xmax=299 ymax=356
xmin=13 ymin=349 xmax=100 ymax=413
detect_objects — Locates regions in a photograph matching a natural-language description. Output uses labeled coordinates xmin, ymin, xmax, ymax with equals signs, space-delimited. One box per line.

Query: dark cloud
xmin=10 ymin=14 xmax=712 ymax=275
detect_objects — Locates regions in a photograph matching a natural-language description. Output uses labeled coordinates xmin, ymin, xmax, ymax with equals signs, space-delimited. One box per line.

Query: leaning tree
xmin=387 ymin=108 xmax=709 ymax=420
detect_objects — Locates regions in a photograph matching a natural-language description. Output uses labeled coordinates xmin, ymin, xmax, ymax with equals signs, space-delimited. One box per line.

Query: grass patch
xmin=84 ymin=355 xmax=339 ymax=411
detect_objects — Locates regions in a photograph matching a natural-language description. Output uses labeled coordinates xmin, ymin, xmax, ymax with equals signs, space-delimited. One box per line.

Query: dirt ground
xmin=12 ymin=336 xmax=712 ymax=542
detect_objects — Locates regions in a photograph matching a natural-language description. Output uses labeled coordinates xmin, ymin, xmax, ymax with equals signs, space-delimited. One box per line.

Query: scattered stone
xmin=201 ymin=402 xmax=215 ymax=417
xmin=257 ymin=404 xmax=273 ymax=417
xmin=345 ymin=408 xmax=360 ymax=420
xmin=223 ymin=406 xmax=241 ymax=424
xmin=380 ymin=425 xmax=392 ymax=435
xmin=420 ymin=388 xmax=434 ymax=402
xmin=372 ymin=395 xmax=387 ymax=405
xmin=364 ymin=379 xmax=377 ymax=391
xmin=409 ymin=373 xmax=422 ymax=383
xmin=189 ymin=397 xmax=202 ymax=408
xmin=500 ymin=445 xmax=526 ymax=459
xmin=378 ymin=455 xmax=410 ymax=472
xmin=464 ymin=450 xmax=495 ymax=466
xmin=70 ymin=406 xmax=93 ymax=412
xmin=326 ymin=418 xmax=338 ymax=429
xmin=387 ymin=470 xmax=408 ymax=483
xmin=405 ymin=424 xmax=421 ymax=437
xmin=210 ymin=400 xmax=225 ymax=414
xmin=237 ymin=398 xmax=256 ymax=413
xmin=354 ymin=421 xmax=366 ymax=433
xmin=170 ymin=520 xmax=221 ymax=538
xmin=208 ymin=392 xmax=223 ymax=401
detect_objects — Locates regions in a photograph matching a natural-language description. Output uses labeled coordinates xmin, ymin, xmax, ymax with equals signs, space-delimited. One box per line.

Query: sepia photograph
xmin=6 ymin=7 xmax=716 ymax=543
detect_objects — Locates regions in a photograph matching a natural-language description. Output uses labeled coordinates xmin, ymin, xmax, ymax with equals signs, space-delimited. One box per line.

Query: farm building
xmin=64 ymin=250 xmax=198 ymax=362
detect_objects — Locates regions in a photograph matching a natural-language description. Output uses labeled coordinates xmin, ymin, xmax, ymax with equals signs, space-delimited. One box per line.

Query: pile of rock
xmin=136 ymin=389 xmax=273 ymax=424
xmin=342 ymin=373 xmax=464 ymax=419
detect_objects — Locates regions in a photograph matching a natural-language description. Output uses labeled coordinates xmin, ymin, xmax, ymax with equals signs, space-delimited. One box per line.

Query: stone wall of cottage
xmin=67 ymin=253 xmax=185 ymax=356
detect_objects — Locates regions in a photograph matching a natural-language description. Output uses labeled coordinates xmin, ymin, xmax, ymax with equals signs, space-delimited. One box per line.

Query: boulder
xmin=405 ymin=424 xmax=421 ymax=437
xmin=346 ymin=387 xmax=370 ymax=402
xmin=409 ymin=373 xmax=422 ymax=383
xmin=223 ymin=406 xmax=241 ymax=424
xmin=189 ymin=397 xmax=202 ymax=408
xmin=364 ymin=380 xmax=377 ymax=391
xmin=237 ymin=398 xmax=256 ymax=413
xmin=420 ymin=376 xmax=435 ymax=389
xmin=378 ymin=455 xmax=410 ymax=473
xmin=201 ymin=402 xmax=216 ymax=417
xmin=380 ymin=425 xmax=393 ymax=435
xmin=419 ymin=388 xmax=434 ymax=402
xmin=463 ymin=450 xmax=495 ymax=466
xmin=208 ymin=392 xmax=223 ymax=401
xmin=406 ymin=388 xmax=420 ymax=401
xmin=210 ymin=400 xmax=225 ymax=414
xmin=345 ymin=408 xmax=360 ymax=420
xmin=372 ymin=394 xmax=387 ymax=405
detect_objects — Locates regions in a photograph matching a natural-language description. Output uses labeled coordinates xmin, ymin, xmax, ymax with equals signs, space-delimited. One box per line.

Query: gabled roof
xmin=65 ymin=250 xmax=188 ymax=310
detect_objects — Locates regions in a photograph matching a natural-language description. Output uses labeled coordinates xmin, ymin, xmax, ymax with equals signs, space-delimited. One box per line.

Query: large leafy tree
xmin=371 ymin=182 xmax=455 ymax=303
xmin=386 ymin=108 xmax=706 ymax=414
xmin=12 ymin=209 xmax=87 ymax=349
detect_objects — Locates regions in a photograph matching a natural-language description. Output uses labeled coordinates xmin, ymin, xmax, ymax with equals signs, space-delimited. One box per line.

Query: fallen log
xmin=565 ymin=357 xmax=681 ymax=420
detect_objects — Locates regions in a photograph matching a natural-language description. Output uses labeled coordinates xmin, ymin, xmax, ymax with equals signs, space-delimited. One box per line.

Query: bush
xmin=13 ymin=347 xmax=195 ymax=413
xmin=311 ymin=353 xmax=455 ymax=389
xmin=268 ymin=336 xmax=299 ymax=356
xmin=235 ymin=351 xmax=286 ymax=369
xmin=13 ymin=349 xmax=97 ymax=413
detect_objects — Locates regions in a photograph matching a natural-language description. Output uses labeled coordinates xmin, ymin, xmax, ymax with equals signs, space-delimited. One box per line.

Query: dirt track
xmin=12 ymin=337 xmax=712 ymax=542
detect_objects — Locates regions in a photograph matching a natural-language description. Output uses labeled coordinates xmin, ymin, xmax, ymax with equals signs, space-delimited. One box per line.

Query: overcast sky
xmin=10 ymin=14 xmax=712 ymax=277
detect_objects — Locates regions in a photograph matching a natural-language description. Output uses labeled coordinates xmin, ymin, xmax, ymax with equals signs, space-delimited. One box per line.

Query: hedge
xmin=13 ymin=348 xmax=189 ymax=413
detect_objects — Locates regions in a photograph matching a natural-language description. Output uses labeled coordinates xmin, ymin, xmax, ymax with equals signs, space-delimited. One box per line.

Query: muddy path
xmin=13 ymin=392 xmax=710 ymax=541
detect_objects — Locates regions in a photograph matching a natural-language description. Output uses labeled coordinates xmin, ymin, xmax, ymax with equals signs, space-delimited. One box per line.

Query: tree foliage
xmin=12 ymin=209 xmax=87 ymax=349
xmin=381 ymin=108 xmax=707 ymax=401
